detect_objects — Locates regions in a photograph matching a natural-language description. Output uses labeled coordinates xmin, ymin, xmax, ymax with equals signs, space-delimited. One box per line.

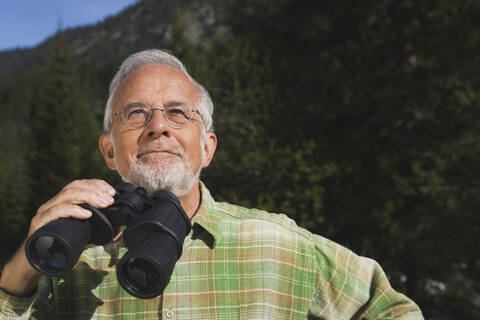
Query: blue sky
xmin=0 ymin=0 xmax=139 ymax=52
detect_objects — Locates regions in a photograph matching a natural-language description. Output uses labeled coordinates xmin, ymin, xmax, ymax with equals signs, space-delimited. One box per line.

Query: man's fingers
xmin=29 ymin=179 xmax=116 ymax=237
xmin=69 ymin=179 xmax=116 ymax=196
xmin=29 ymin=204 xmax=93 ymax=237
xmin=58 ymin=186 xmax=114 ymax=208
xmin=38 ymin=179 xmax=115 ymax=214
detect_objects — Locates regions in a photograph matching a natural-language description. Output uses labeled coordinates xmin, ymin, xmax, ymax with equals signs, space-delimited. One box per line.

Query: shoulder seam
xmin=215 ymin=201 xmax=314 ymax=241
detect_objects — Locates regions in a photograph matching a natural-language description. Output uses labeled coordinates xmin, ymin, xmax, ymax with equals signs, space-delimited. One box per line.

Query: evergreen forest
xmin=0 ymin=0 xmax=479 ymax=318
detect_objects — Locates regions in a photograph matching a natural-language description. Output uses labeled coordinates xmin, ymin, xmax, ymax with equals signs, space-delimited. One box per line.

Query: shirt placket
xmin=162 ymin=291 xmax=177 ymax=319
xmin=161 ymin=231 xmax=197 ymax=319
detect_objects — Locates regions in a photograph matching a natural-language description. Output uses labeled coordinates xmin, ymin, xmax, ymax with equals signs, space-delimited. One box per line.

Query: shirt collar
xmin=190 ymin=182 xmax=222 ymax=248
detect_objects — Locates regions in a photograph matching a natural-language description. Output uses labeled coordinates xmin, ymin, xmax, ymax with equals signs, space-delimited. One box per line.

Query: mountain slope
xmin=0 ymin=0 xmax=221 ymax=78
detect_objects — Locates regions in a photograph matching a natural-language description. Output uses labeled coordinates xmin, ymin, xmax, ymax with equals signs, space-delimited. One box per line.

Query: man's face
xmin=99 ymin=63 xmax=216 ymax=196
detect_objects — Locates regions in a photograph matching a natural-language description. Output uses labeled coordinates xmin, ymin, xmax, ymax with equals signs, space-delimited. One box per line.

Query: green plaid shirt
xmin=1 ymin=183 xmax=423 ymax=319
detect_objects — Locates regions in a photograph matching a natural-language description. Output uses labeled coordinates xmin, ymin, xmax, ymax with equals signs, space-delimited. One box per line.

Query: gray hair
xmin=103 ymin=49 xmax=214 ymax=133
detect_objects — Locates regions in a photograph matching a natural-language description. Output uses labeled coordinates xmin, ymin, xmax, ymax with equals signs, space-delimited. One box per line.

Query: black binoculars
xmin=25 ymin=183 xmax=191 ymax=299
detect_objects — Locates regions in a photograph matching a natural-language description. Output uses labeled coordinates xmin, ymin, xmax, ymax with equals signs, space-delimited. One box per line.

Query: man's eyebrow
xmin=121 ymin=101 xmax=189 ymax=108
xmin=164 ymin=100 xmax=190 ymax=107
xmin=121 ymin=101 xmax=147 ymax=108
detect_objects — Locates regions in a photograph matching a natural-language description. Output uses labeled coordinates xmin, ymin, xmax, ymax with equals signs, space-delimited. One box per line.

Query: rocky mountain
xmin=0 ymin=0 xmax=224 ymax=77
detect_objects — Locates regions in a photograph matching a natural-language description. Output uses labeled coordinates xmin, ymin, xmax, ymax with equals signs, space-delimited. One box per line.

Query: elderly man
xmin=0 ymin=49 xmax=423 ymax=319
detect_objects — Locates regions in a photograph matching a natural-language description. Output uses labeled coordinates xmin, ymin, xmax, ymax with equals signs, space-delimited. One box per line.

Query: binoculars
xmin=25 ymin=183 xmax=191 ymax=299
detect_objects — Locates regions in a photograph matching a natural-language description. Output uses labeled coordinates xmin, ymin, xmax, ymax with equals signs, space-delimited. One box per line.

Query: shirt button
xmin=165 ymin=309 xmax=174 ymax=318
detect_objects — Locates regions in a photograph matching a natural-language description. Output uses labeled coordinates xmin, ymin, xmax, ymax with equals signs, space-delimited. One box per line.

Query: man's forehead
xmin=113 ymin=63 xmax=199 ymax=108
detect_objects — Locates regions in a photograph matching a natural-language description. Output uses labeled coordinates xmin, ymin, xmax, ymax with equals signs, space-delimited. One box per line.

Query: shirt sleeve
xmin=308 ymin=234 xmax=424 ymax=320
xmin=0 ymin=277 xmax=55 ymax=320
xmin=0 ymin=288 xmax=36 ymax=319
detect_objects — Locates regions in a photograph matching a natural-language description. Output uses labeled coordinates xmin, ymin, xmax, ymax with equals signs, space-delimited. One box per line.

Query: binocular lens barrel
xmin=125 ymin=258 xmax=163 ymax=289
xmin=25 ymin=218 xmax=92 ymax=277
xmin=117 ymin=254 xmax=167 ymax=299
xmin=115 ymin=190 xmax=191 ymax=299
xmin=117 ymin=229 xmax=181 ymax=299
xmin=29 ymin=236 xmax=68 ymax=273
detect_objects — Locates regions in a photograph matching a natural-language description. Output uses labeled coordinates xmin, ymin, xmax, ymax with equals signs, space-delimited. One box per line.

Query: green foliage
xmin=166 ymin=7 xmax=210 ymax=82
xmin=29 ymin=33 xmax=104 ymax=205
xmin=203 ymin=35 xmax=337 ymax=232
xmin=0 ymin=121 xmax=31 ymax=264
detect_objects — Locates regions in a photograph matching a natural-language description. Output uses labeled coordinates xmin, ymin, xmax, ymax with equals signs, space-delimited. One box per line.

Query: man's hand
xmin=27 ymin=179 xmax=116 ymax=237
xmin=0 ymin=179 xmax=116 ymax=297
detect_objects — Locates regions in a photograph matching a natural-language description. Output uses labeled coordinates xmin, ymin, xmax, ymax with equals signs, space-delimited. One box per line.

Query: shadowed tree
xmin=30 ymin=32 xmax=103 ymax=207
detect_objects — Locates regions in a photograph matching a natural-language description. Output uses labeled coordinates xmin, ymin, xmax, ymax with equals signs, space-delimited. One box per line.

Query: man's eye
xmin=167 ymin=107 xmax=188 ymax=118
xmin=127 ymin=108 xmax=148 ymax=119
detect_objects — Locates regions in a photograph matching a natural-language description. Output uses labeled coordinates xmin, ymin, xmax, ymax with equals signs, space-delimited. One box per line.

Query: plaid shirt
xmin=1 ymin=183 xmax=423 ymax=319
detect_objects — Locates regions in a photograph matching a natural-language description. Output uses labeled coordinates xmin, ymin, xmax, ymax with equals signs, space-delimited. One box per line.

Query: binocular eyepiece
xmin=25 ymin=183 xmax=191 ymax=299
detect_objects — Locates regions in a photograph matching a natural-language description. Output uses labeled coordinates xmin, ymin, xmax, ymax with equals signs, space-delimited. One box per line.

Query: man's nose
xmin=144 ymin=109 xmax=171 ymax=138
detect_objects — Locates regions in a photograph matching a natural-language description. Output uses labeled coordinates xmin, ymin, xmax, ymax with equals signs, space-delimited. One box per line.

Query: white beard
xmin=122 ymin=152 xmax=202 ymax=197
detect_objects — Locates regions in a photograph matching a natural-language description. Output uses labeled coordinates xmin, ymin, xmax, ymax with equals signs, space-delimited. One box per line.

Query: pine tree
xmin=30 ymin=32 xmax=103 ymax=206
xmin=0 ymin=74 xmax=35 ymax=264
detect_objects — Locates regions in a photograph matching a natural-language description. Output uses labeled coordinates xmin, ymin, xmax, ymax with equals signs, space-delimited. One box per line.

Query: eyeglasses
xmin=113 ymin=102 xmax=205 ymax=129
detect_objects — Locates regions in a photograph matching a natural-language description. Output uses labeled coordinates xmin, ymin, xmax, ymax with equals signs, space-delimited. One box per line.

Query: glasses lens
xmin=32 ymin=236 xmax=68 ymax=272
xmin=164 ymin=105 xmax=190 ymax=126
xmin=125 ymin=257 xmax=163 ymax=291
xmin=123 ymin=103 xmax=150 ymax=127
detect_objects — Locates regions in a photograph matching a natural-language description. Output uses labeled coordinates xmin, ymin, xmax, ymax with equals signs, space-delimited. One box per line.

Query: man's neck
xmin=178 ymin=181 xmax=202 ymax=219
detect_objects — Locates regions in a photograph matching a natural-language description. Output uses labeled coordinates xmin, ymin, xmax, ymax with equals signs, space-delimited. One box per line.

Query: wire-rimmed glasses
xmin=113 ymin=102 xmax=205 ymax=129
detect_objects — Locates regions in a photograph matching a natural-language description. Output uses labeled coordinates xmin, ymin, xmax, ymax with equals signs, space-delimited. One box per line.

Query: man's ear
xmin=99 ymin=133 xmax=117 ymax=170
xmin=202 ymin=132 xmax=217 ymax=168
